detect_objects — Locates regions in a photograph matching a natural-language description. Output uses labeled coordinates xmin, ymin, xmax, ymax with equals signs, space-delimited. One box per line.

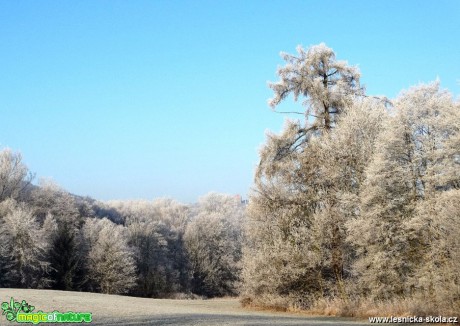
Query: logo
xmin=1 ymin=297 xmax=92 ymax=324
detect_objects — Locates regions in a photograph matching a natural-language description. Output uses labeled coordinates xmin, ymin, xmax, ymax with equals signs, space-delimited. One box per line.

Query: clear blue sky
xmin=1 ymin=1 xmax=459 ymax=203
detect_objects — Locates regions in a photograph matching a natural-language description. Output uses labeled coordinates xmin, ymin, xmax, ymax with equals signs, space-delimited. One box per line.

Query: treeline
xmin=0 ymin=154 xmax=245 ymax=298
xmin=241 ymin=44 xmax=460 ymax=316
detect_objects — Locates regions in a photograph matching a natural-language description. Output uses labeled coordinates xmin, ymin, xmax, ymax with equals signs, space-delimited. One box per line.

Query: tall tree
xmin=242 ymin=44 xmax=378 ymax=308
xmin=243 ymin=98 xmax=386 ymax=307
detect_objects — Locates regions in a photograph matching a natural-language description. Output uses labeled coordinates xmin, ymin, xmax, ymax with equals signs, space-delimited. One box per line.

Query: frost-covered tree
xmin=30 ymin=179 xmax=81 ymax=225
xmin=243 ymin=98 xmax=386 ymax=307
xmin=429 ymin=191 xmax=460 ymax=311
xmin=29 ymin=180 xmax=88 ymax=291
xmin=242 ymin=44 xmax=384 ymax=308
xmin=110 ymin=198 xmax=190 ymax=297
xmin=266 ymin=43 xmax=364 ymax=162
xmin=0 ymin=199 xmax=51 ymax=288
xmin=0 ymin=148 xmax=34 ymax=201
xmin=150 ymin=198 xmax=190 ymax=232
xmin=398 ymin=83 xmax=460 ymax=311
xmin=407 ymin=190 xmax=460 ymax=312
xmin=185 ymin=193 xmax=245 ymax=297
xmin=348 ymin=82 xmax=460 ymax=304
xmin=308 ymin=99 xmax=387 ymax=299
xmin=269 ymin=43 xmax=363 ymax=125
xmin=127 ymin=217 xmax=185 ymax=297
xmin=83 ymin=218 xmax=137 ymax=294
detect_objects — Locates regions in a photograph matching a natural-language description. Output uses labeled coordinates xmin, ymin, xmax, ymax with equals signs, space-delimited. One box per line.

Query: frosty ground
xmin=0 ymin=289 xmax=377 ymax=325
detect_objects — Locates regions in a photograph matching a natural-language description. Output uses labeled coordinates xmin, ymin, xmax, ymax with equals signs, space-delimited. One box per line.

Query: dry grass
xmin=240 ymin=295 xmax=292 ymax=313
xmin=308 ymin=297 xmax=459 ymax=318
xmin=242 ymin=295 xmax=459 ymax=320
xmin=308 ymin=298 xmax=414 ymax=318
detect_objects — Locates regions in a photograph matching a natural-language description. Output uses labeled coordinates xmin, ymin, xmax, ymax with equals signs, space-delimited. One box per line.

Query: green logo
xmin=1 ymin=297 xmax=92 ymax=324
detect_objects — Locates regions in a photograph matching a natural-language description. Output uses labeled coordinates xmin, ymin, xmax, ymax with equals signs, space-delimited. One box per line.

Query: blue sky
xmin=1 ymin=1 xmax=459 ymax=203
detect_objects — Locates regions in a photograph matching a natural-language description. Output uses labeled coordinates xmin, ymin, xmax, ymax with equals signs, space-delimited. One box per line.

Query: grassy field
xmin=0 ymin=289 xmax=376 ymax=325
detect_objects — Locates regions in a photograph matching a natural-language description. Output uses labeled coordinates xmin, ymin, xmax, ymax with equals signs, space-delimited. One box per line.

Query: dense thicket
xmin=242 ymin=44 xmax=459 ymax=315
xmin=0 ymin=148 xmax=246 ymax=297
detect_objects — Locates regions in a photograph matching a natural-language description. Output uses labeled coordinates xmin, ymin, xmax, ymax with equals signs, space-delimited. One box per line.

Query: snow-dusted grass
xmin=0 ymin=289 xmax=236 ymax=324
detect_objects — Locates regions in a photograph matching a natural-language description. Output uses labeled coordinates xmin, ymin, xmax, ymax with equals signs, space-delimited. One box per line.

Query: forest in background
xmin=1 ymin=43 xmax=459 ymax=317
xmin=0 ymin=162 xmax=245 ymax=299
